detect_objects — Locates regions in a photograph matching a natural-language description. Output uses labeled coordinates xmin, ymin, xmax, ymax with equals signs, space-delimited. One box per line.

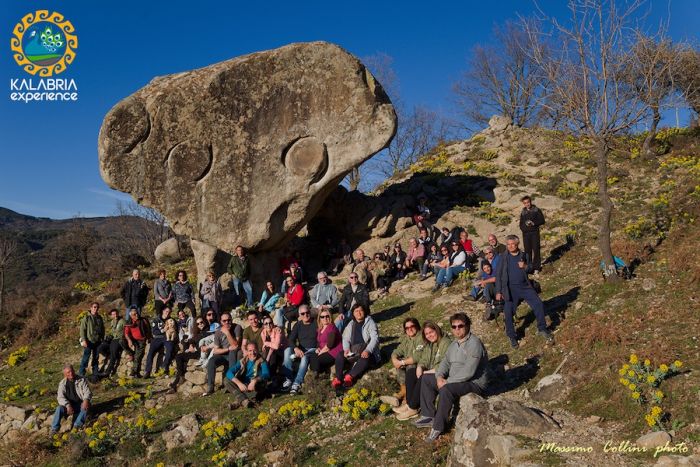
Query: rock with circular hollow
xmin=98 ymin=41 xmax=396 ymax=254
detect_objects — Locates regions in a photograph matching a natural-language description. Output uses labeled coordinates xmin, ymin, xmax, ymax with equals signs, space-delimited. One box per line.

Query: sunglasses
xmin=221 ymin=319 xmax=232 ymax=323
xmin=405 ymin=325 xmax=416 ymax=330
xmin=451 ymin=324 xmax=466 ymax=329
xmin=207 ymin=312 xmax=214 ymax=316
xmin=197 ymin=322 xmax=205 ymax=326
xmin=320 ymin=315 xmax=331 ymax=319
xmin=349 ymin=276 xmax=358 ymax=279
xmin=263 ymin=321 xmax=273 ymax=325
xmin=299 ymin=312 xmax=309 ymax=316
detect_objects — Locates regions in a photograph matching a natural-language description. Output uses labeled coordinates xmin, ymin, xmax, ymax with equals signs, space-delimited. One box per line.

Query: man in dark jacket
xmin=495 ymin=235 xmax=553 ymax=349
xmin=122 ymin=269 xmax=149 ymax=322
xmin=228 ymin=245 xmax=253 ymax=306
xmin=78 ymin=302 xmax=105 ymax=377
xmin=519 ymin=196 xmax=545 ymax=273
xmin=336 ymin=273 xmax=370 ymax=330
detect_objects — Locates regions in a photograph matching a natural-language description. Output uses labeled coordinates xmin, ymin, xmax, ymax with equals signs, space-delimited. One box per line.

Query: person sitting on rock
xmin=153 ymin=269 xmax=173 ymax=316
xmin=421 ymin=243 xmax=443 ymax=281
xmin=195 ymin=309 xmax=221 ymax=367
xmin=169 ymin=317 xmax=207 ymax=393
xmin=78 ymin=302 xmax=105 ymax=378
xmin=199 ymin=271 xmax=222 ymax=320
xmin=328 ymin=238 xmax=353 ymax=276
xmin=368 ymin=252 xmax=391 ymax=297
xmin=412 ymin=193 xmax=431 ymax=231
xmin=123 ymin=307 xmax=152 ymax=378
xmin=280 ymin=262 xmax=303 ymax=295
xmin=332 ymin=304 xmax=380 ymax=389
xmin=414 ymin=313 xmax=489 ymax=442
xmin=404 ymin=238 xmax=426 ymax=276
xmin=396 ymin=321 xmax=450 ymax=421
xmin=122 ymin=269 xmax=149 ymax=322
xmin=229 ymin=245 xmax=254 ymax=306
xmin=388 ymin=243 xmax=407 ymax=280
xmin=281 ymin=305 xmax=318 ymax=394
xmin=308 ymin=309 xmax=343 ymax=377
xmin=173 ymin=270 xmax=196 ymax=319
xmin=258 ymin=280 xmax=281 ymax=317
xmin=50 ymin=364 xmax=92 ymax=435
xmin=351 ymin=248 xmax=372 ymax=286
xmin=467 ymin=261 xmax=496 ymax=304
xmin=485 ymin=233 xmax=506 ymax=256
xmin=418 ymin=227 xmax=434 ymax=251
xmin=202 ymin=312 xmax=243 ymax=396
xmin=459 ymin=230 xmax=479 ymax=269
xmin=144 ymin=306 xmax=176 ymax=378
xmin=438 ymin=227 xmax=455 ymax=249
xmin=309 ymin=271 xmax=339 ymax=318
xmin=224 ymin=342 xmax=270 ymax=408
xmin=241 ymin=310 xmax=263 ymax=351
xmin=336 ymin=273 xmax=370 ymax=331
xmin=176 ymin=309 xmax=194 ymax=344
xmin=390 ymin=318 xmax=423 ymax=406
xmin=433 ymin=241 xmax=467 ymax=291
xmin=278 ymin=275 xmax=305 ymax=331
xmin=260 ymin=316 xmax=287 ymax=380
xmin=99 ymin=308 xmax=126 ymax=377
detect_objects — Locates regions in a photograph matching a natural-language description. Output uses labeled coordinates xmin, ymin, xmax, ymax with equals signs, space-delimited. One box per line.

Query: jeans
xmin=144 ymin=339 xmax=177 ymax=376
xmin=79 ymin=341 xmax=100 ymax=376
xmin=420 ymin=375 xmax=483 ymax=433
xmin=206 ymin=350 xmax=241 ymax=393
xmin=436 ymin=265 xmax=466 ymax=285
xmin=470 ymin=283 xmax=495 ymax=302
xmin=282 ymin=347 xmax=316 ymax=386
xmin=232 ymin=278 xmax=253 ymax=306
xmin=503 ymin=284 xmax=548 ymax=339
xmin=51 ymin=402 xmax=87 ymax=432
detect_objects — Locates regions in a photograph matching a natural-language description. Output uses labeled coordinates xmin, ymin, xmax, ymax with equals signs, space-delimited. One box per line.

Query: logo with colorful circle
xmin=10 ymin=10 xmax=77 ymax=76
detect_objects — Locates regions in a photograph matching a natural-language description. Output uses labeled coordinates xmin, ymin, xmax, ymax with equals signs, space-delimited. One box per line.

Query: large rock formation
xmin=98 ymin=42 xmax=396 ymax=280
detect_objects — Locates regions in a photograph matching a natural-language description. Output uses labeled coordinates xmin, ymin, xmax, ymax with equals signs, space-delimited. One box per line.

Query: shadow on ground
xmin=486 ymin=354 xmax=540 ymax=396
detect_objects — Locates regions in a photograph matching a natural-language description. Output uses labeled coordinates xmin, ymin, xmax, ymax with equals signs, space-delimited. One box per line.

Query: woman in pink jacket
xmin=308 ymin=309 xmax=342 ymax=375
xmin=260 ymin=317 xmax=287 ymax=377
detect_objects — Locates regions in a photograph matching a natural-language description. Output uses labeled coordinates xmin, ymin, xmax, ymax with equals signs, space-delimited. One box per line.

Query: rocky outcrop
xmin=99 ymin=41 xmax=396 ymax=266
xmin=154 ymin=236 xmax=192 ymax=264
xmin=448 ymin=394 xmax=560 ymax=467
xmin=162 ymin=414 xmax=200 ymax=450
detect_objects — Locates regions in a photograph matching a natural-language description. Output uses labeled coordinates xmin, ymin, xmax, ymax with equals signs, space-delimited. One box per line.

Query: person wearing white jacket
xmin=332 ymin=304 xmax=380 ymax=389
xmin=51 ymin=364 xmax=92 ymax=434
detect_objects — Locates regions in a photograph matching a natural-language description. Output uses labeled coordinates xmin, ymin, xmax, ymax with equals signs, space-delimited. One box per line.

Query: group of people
xmin=57 ymin=193 xmax=551 ymax=442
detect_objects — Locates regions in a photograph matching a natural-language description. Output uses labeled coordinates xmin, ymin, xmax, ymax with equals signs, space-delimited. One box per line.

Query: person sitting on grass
xmin=390 ymin=318 xmax=423 ymax=405
xmin=123 ymin=307 xmax=152 ymax=378
xmin=332 ymin=304 xmax=380 ymax=390
xmin=404 ymin=238 xmax=425 ymax=276
xmin=308 ymin=309 xmax=343 ymax=377
xmin=224 ymin=342 xmax=270 ymax=409
xmin=396 ymin=321 xmax=450 ymax=421
xmin=414 ymin=313 xmax=489 ymax=443
xmin=51 ymin=364 xmax=92 ymax=435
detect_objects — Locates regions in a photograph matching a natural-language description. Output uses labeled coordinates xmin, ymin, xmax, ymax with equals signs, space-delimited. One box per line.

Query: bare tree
xmin=114 ymin=200 xmax=171 ymax=261
xmin=453 ymin=21 xmax=546 ymax=129
xmin=674 ymin=45 xmax=700 ymax=120
xmin=0 ymin=237 xmax=18 ymax=316
xmin=523 ymin=0 xmax=658 ymax=281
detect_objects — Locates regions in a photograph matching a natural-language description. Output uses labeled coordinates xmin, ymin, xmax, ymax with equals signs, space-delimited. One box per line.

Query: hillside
xmin=0 ymin=123 xmax=698 ymax=466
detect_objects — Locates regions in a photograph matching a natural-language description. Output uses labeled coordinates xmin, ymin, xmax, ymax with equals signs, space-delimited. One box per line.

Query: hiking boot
xmin=509 ymin=337 xmax=519 ymax=349
xmin=397 ymin=407 xmax=419 ymax=421
xmin=241 ymin=399 xmax=254 ymax=409
xmin=343 ymin=374 xmax=354 ymax=388
xmin=483 ymin=306 xmax=494 ymax=322
xmin=464 ymin=295 xmax=476 ymax=302
xmin=281 ymin=379 xmax=292 ymax=391
xmin=331 ymin=377 xmax=342 ymax=389
xmin=228 ymin=401 xmax=240 ymax=411
xmin=425 ymin=429 xmax=441 ymax=442
xmin=290 ymin=384 xmax=301 ymax=395
xmin=413 ymin=416 xmax=433 ymax=428
xmin=392 ymin=403 xmax=409 ymax=414
xmin=538 ymin=330 xmax=554 ymax=343
xmin=431 ymin=284 xmax=440 ymax=293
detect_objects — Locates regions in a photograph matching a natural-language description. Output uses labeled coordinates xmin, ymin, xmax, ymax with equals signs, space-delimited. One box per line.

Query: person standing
xmin=495 ymin=235 xmax=553 ymax=349
xmin=154 ymin=269 xmax=172 ymax=315
xmin=122 ymin=269 xmax=149 ymax=322
xmin=99 ymin=308 xmax=126 ymax=377
xmin=173 ymin=270 xmax=196 ymax=319
xmin=50 ymin=365 xmax=92 ymax=434
xmin=228 ymin=245 xmax=253 ymax=306
xmin=519 ymin=195 xmax=546 ymax=274
xmin=78 ymin=302 xmax=105 ymax=377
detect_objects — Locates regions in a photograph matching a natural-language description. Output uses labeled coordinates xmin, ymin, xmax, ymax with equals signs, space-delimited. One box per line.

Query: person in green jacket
xmin=396 ymin=320 xmax=450 ymax=421
xmin=390 ymin=318 xmax=424 ymax=404
xmin=78 ymin=302 xmax=105 ymax=377
xmin=98 ymin=308 xmax=126 ymax=376
xmin=228 ymin=245 xmax=253 ymax=306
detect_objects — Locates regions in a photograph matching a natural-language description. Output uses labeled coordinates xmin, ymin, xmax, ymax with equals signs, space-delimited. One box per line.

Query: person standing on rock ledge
xmin=495 ymin=235 xmax=554 ymax=349
xmin=414 ymin=313 xmax=488 ymax=443
xmin=519 ymin=195 xmax=546 ymax=274
xmin=228 ymin=245 xmax=253 ymax=307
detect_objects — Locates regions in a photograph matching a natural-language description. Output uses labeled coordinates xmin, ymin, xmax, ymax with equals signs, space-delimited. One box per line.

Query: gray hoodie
xmin=436 ymin=333 xmax=489 ymax=391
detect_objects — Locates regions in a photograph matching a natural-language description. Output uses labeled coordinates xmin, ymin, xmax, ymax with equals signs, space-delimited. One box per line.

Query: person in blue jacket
xmin=224 ymin=342 xmax=270 ymax=408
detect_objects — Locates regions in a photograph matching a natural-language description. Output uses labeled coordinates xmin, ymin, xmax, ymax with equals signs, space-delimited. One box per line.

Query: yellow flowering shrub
xmin=2 ymin=384 xmax=33 ymax=401
xmin=333 ymin=388 xmax=391 ymax=420
xmin=6 ymin=346 xmax=29 ymax=367
xmin=252 ymin=399 xmax=317 ymax=431
xmin=617 ymin=354 xmax=683 ymax=430
xmin=200 ymin=419 xmax=237 ymax=450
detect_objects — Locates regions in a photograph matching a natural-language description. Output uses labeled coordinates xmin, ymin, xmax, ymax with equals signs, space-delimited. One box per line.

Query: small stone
xmin=379 ymin=395 xmax=400 ymax=407
xmin=263 ymin=450 xmax=285 ymax=463
xmin=654 ymin=454 xmax=700 ymax=466
xmin=4 ymin=405 xmax=28 ymax=422
xmin=636 ymin=431 xmax=672 ymax=449
xmin=144 ymin=399 xmax=157 ymax=409
xmin=642 ymin=278 xmax=656 ymax=292
xmin=585 ymin=415 xmax=602 ymax=424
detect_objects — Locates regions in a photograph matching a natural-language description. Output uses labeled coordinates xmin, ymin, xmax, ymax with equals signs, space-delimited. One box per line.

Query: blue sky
xmin=1 ymin=0 xmax=698 ymax=219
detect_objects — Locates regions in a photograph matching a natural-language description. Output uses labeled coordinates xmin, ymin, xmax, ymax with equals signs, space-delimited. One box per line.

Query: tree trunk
xmin=642 ymin=106 xmax=661 ymax=157
xmin=595 ymin=139 xmax=620 ymax=282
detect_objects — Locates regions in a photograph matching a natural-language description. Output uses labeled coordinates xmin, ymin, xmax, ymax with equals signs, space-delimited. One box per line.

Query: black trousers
xmin=420 ymin=375 xmax=483 ymax=433
xmin=176 ymin=300 xmax=197 ymax=319
xmin=206 ymin=349 xmax=241 ymax=392
xmin=175 ymin=349 xmax=200 ymax=376
xmin=335 ymin=353 xmax=371 ymax=380
xmin=522 ymin=230 xmax=542 ymax=271
xmin=405 ymin=367 xmax=421 ymax=410
xmin=308 ymin=352 xmax=335 ymax=373
xmin=104 ymin=339 xmax=125 ymax=375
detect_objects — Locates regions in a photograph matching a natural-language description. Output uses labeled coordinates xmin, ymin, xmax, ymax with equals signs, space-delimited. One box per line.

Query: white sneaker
xmin=281 ymin=379 xmax=292 ymax=390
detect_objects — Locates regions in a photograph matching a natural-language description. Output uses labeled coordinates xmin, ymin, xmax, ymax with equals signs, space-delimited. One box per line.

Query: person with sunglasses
xmin=169 ymin=316 xmax=208 ymax=393
xmin=307 ymin=309 xmax=342 ymax=378
xmin=259 ymin=317 xmax=287 ymax=379
xmin=203 ymin=312 xmax=243 ymax=396
xmin=196 ymin=310 xmax=222 ymax=367
xmin=390 ymin=318 xmax=423 ymax=405
xmin=281 ymin=305 xmax=317 ymax=394
xmin=432 ymin=241 xmax=467 ymax=291
xmin=333 ymin=304 xmax=379 ymax=389
xmin=336 ymin=273 xmax=370 ymax=331
xmin=414 ymin=313 xmax=489 ymax=443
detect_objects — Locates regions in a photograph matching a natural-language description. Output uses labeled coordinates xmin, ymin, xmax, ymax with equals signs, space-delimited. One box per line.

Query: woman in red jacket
xmin=278 ymin=276 xmax=305 ymax=332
